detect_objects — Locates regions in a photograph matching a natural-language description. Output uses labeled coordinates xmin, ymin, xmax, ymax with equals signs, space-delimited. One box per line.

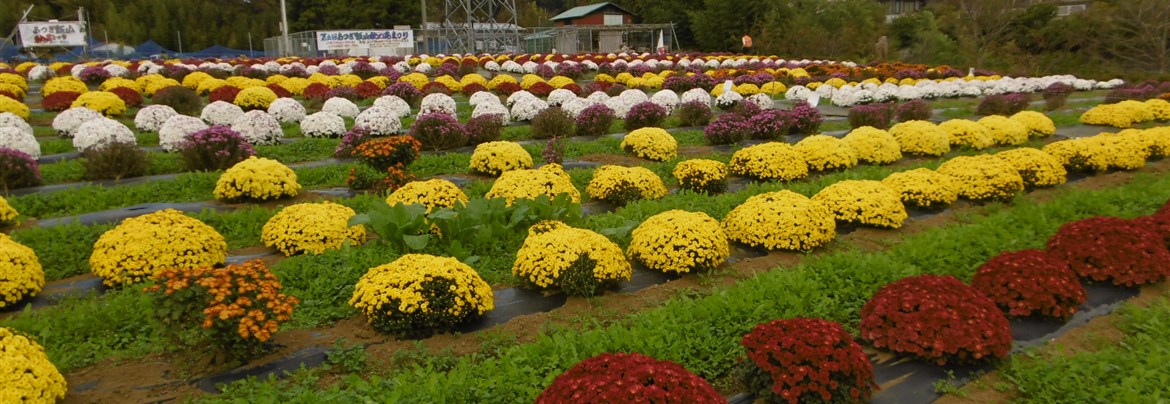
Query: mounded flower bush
xmin=73 ymin=118 xmax=136 ymax=152
xmin=859 ymin=274 xmax=1012 ymax=365
xmin=89 ymin=209 xmax=228 ymax=287
xmin=0 ymin=327 xmax=67 ymax=402
xmin=937 ymin=155 xmax=1025 ymax=201
xmin=627 ymin=210 xmax=730 ymax=274
xmin=620 ymin=127 xmax=677 ymax=161
xmin=889 ymin=120 xmax=950 ymax=157
xmin=145 ymin=260 xmax=299 ymax=359
xmin=486 ymin=163 xmax=580 ymax=205
xmin=1047 ymin=216 xmax=1170 ymax=286
xmin=70 ymin=91 xmax=127 ymax=116
xmin=230 ymin=110 xmax=284 ymax=146
xmin=349 ymin=254 xmax=494 ymax=336
xmin=794 ymin=135 xmax=859 ymax=172
xmin=262 ymin=202 xmax=366 ymax=256
xmin=0 ymin=148 xmax=40 ymax=191
xmin=385 ymin=178 xmax=469 ymax=212
xmin=214 ymin=156 xmax=301 ymax=202
xmin=812 ymin=180 xmax=908 ymax=228
xmin=354 ymin=135 xmax=421 ymax=171
xmin=978 ymin=115 xmax=1029 ymax=146
xmin=0 ymin=126 xmax=40 ymax=158
xmin=739 ymin=318 xmax=875 ymax=404
xmin=0 ymin=195 xmax=17 ymax=226
xmin=673 ymin=159 xmax=728 ymax=194
xmin=971 ymin=249 xmax=1086 ymax=319
xmin=469 ymin=141 xmax=534 ymax=176
xmin=0 ymin=234 xmax=43 ymax=309
xmin=513 ymin=220 xmax=632 ymax=297
xmin=536 ymin=352 xmax=723 ymax=403
xmin=585 ymin=165 xmax=668 ymax=206
xmin=133 ymin=104 xmax=178 ymax=133
xmin=1010 ymin=110 xmax=1056 ymax=138
xmin=729 ymin=142 xmax=809 ymax=182
xmin=234 ymin=86 xmax=278 ymax=111
xmin=843 ymin=126 xmax=902 ymax=165
xmin=881 ymin=168 xmax=959 ymax=209
xmin=994 ymin=148 xmax=1067 ymax=189
xmin=300 ymin=111 xmax=347 ymax=138
xmin=938 ymin=119 xmax=994 ymax=150
xmin=722 ymin=191 xmax=836 ymax=251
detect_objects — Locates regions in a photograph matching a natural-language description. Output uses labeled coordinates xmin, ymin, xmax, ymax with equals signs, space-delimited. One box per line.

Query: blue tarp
xmin=123 ymin=40 xmax=176 ymax=59
xmin=179 ymin=45 xmax=258 ymax=59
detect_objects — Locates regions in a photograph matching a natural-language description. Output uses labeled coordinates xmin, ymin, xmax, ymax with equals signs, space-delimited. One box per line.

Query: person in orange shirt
xmin=741 ymin=34 xmax=753 ymax=55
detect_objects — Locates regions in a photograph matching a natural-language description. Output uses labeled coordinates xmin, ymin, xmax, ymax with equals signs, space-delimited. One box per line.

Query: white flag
xmin=657 ymin=30 xmax=665 ymax=54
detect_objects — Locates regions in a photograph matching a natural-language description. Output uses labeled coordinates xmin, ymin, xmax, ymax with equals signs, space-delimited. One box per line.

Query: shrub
xmin=729 ymin=143 xmax=809 ymax=181
xmin=262 ymin=202 xmax=366 ymax=255
xmin=978 ymin=115 xmax=1030 ymax=145
xmin=937 ymin=155 xmax=1025 ymax=201
xmin=938 ymin=119 xmax=994 ymax=150
xmin=848 ymin=103 xmax=893 ymax=129
xmin=89 ymin=209 xmax=227 ymax=287
xmin=722 ymin=191 xmax=836 ymax=251
xmin=71 ymin=91 xmax=127 ymax=116
xmin=788 ymin=101 xmax=824 ymax=134
xmin=623 ymin=101 xmax=668 ymax=131
xmin=0 ymin=96 xmax=28 ymax=120
xmin=894 ymin=99 xmax=932 ymax=122
xmin=385 ymin=178 xmax=469 ymax=212
xmin=673 ymin=159 xmax=728 ymax=194
xmin=971 ymin=250 xmax=1086 ymax=319
xmin=486 ymin=164 xmax=580 ymax=205
xmin=881 ymin=168 xmax=959 ymax=209
xmin=860 ymin=274 xmax=1012 ymax=365
xmin=536 ymin=352 xmax=723 ymax=403
xmin=469 ymin=141 xmax=533 ymax=176
xmin=465 ymin=113 xmax=504 ymax=145
xmin=134 ymin=104 xmax=179 ymax=133
xmin=575 ymin=104 xmax=615 ymax=137
xmin=994 ymin=148 xmax=1067 ymax=189
xmin=0 ymin=234 xmax=42 ymax=309
xmin=177 ymin=125 xmax=256 ymax=171
xmin=843 ymin=126 xmax=902 ymax=165
xmin=41 ymin=90 xmax=81 ymax=112
xmin=0 ymin=195 xmax=16 ymax=226
xmin=346 ymin=164 xmax=415 ymax=194
xmin=324 ymin=86 xmax=362 ymax=102
xmin=349 ymin=254 xmax=493 ymax=336
xmin=794 ymin=135 xmax=859 ymax=172
xmin=0 ymin=328 xmax=67 ymax=402
xmin=889 ymin=120 xmax=951 ymax=156
xmin=627 ymin=210 xmax=730 ymax=273
xmin=739 ymin=318 xmax=875 ymax=404
xmin=977 ymin=93 xmax=1031 ymax=116
xmin=812 ymin=180 xmax=908 ymax=228
xmin=0 ymin=148 xmax=41 ymax=191
xmin=747 ymin=109 xmax=795 ymax=140
xmin=676 ymin=100 xmax=713 ymax=127
xmin=81 ymin=141 xmax=150 ymax=180
xmin=0 ymin=126 xmax=39 ymax=158
xmin=73 ymin=118 xmax=136 ymax=152
xmin=302 ymin=82 xmax=331 ymax=100
xmin=1047 ymin=217 xmax=1170 ymax=286
xmin=513 ymin=221 xmax=631 ymax=296
xmin=214 ymin=156 xmax=301 ymax=202
xmin=410 ymin=112 xmax=467 ymax=151
xmin=355 ymin=135 xmax=422 ymax=171
xmin=145 ymin=260 xmax=298 ymax=359
xmin=530 ymin=107 xmax=574 ymax=140
xmin=585 ymin=165 xmax=668 ymax=206
xmin=383 ymin=82 xmax=422 ymax=106
xmin=209 ymin=85 xmax=242 ymax=104
xmin=704 ymin=113 xmax=752 ymax=145
xmin=1043 ymin=82 xmax=1074 ymax=110
xmin=234 ymin=86 xmax=279 ymax=111
xmin=152 ymin=85 xmax=203 ymax=115
xmin=620 ymin=127 xmax=677 ymax=161
xmin=1010 ymin=111 xmax=1056 ymax=138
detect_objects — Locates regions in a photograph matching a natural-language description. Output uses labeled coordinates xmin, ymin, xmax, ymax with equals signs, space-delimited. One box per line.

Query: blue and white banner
xmin=316 ymin=30 xmax=413 ymax=50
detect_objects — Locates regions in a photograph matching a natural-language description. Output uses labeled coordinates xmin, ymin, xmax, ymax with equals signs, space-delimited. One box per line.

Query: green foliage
xmin=326 ymin=339 xmax=368 ymax=373
xmin=256 ymin=138 xmax=342 ymax=163
xmin=81 ymin=142 xmax=151 ymax=181
xmin=10 ymin=221 xmax=112 ymax=281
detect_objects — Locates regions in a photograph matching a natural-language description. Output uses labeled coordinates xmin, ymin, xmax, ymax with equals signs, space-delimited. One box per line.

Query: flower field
xmin=2 ymin=53 xmax=1170 ymax=403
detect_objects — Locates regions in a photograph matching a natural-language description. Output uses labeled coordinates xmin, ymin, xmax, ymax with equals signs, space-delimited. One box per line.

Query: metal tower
xmin=442 ymin=0 xmax=520 ymax=54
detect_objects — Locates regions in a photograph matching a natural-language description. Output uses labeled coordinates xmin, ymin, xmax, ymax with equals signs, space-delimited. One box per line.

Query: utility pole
xmin=1 ymin=5 xmax=34 ymax=54
xmin=280 ymin=0 xmax=291 ymax=56
xmin=420 ymin=0 xmax=427 ymax=54
xmin=177 ymin=30 xmax=182 ymax=54
xmin=79 ymin=7 xmax=87 ymax=58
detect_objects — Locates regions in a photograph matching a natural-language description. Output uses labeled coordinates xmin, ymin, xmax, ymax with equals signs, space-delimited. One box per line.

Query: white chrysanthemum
xmin=746 ymin=93 xmax=774 ymax=110
xmin=715 ymin=91 xmax=744 ymax=110
xmin=413 ymin=63 xmax=434 ymax=74
xmin=501 ymin=60 xmax=523 ymax=73
xmin=372 ymin=95 xmax=412 ymax=119
xmin=680 ymin=88 xmax=711 ymax=106
xmin=586 ymin=91 xmax=610 ymax=104
xmin=134 ymin=105 xmax=179 ymax=132
xmin=231 ymin=110 xmax=283 ymax=145
xmin=605 ymin=95 xmax=636 ymax=119
xmin=506 ymin=90 xmax=537 ymax=108
xmin=0 ymin=112 xmax=33 ymax=137
xmin=650 ymin=89 xmax=680 ymax=113
xmin=73 ymin=118 xmax=136 ymax=152
xmin=521 ymin=61 xmax=539 ymax=74
xmin=300 ymin=111 xmax=347 ymax=138
xmin=267 ymin=97 xmax=306 ymax=124
xmin=484 ymin=61 xmax=501 ymax=71
xmin=895 ymin=86 xmax=923 ymax=101
xmin=561 ymin=97 xmax=595 ymax=119
xmin=322 ymin=97 xmax=360 ymax=118
xmin=510 ymin=97 xmax=548 ymax=121
xmin=619 ymin=89 xmax=648 ymax=104
xmin=0 ymin=127 xmax=41 ymax=158
xmin=418 ymin=93 xmax=457 ymax=117
xmin=201 ymin=101 xmax=245 ymax=126
xmin=471 ymin=102 xmax=511 ymax=124
xmin=158 ymin=115 xmax=209 ymax=151
xmin=27 ymin=65 xmax=53 ymax=81
xmin=69 ymin=64 xmax=88 ymax=78
xmin=355 ymin=106 xmax=402 ymax=136
xmin=547 ymin=88 xmax=577 ymax=107
xmin=52 ymin=107 xmax=104 ymax=137
xmin=103 ymin=64 xmax=130 ymax=78
xmin=784 ymin=85 xmax=815 ymax=102
xmin=468 ymin=91 xmax=501 ymax=107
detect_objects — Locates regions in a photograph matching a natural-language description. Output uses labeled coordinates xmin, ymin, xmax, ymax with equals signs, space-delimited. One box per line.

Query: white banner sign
xmin=316 ymin=30 xmax=413 ymax=51
xmin=19 ymin=22 xmax=87 ymax=48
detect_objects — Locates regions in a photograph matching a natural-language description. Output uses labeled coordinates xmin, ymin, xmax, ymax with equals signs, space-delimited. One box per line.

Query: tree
xmin=1104 ymin=0 xmax=1170 ymax=75
xmin=931 ymin=0 xmax=1026 ymax=67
